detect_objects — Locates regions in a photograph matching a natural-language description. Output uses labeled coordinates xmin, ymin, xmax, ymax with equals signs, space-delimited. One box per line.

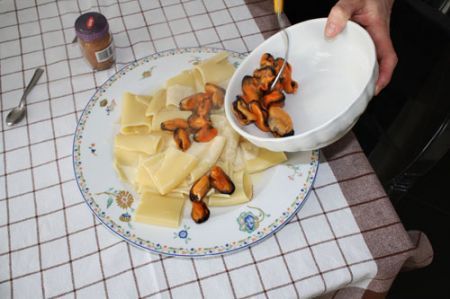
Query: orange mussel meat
xmin=210 ymin=166 xmax=235 ymax=194
xmin=249 ymin=101 xmax=270 ymax=132
xmin=268 ymin=106 xmax=294 ymax=137
xmin=179 ymin=93 xmax=204 ymax=111
xmin=173 ymin=128 xmax=191 ymax=151
xmin=160 ymin=118 xmax=189 ymax=131
xmin=193 ymin=126 xmax=218 ymax=143
xmin=191 ymin=201 xmax=210 ymax=224
xmin=205 ymin=83 xmax=225 ymax=109
xmin=189 ymin=175 xmax=211 ymax=202
xmin=232 ymin=96 xmax=256 ymax=126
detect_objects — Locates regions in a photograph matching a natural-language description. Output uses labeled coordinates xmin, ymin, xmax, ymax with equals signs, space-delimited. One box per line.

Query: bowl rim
xmin=224 ymin=17 xmax=377 ymax=145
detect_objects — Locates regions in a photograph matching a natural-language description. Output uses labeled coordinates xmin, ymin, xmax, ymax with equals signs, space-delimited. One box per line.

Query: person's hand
xmin=325 ymin=0 xmax=397 ymax=95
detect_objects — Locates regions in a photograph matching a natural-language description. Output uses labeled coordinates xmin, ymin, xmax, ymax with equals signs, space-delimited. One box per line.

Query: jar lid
xmin=75 ymin=12 xmax=109 ymax=42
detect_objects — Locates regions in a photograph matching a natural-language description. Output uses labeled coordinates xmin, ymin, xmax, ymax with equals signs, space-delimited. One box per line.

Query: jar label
xmin=95 ymin=43 xmax=114 ymax=63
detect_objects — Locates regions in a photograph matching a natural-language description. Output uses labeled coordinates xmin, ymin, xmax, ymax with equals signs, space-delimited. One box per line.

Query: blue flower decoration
xmin=237 ymin=212 xmax=260 ymax=233
xmin=244 ymin=214 xmax=256 ymax=231
xmin=237 ymin=207 xmax=269 ymax=234
xmin=173 ymin=225 xmax=191 ymax=244
xmin=178 ymin=230 xmax=188 ymax=239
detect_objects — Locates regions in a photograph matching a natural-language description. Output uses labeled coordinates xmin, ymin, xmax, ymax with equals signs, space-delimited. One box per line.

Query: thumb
xmin=325 ymin=2 xmax=358 ymax=38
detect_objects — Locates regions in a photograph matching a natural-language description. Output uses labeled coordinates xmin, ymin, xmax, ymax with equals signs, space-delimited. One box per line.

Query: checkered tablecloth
xmin=0 ymin=0 xmax=433 ymax=298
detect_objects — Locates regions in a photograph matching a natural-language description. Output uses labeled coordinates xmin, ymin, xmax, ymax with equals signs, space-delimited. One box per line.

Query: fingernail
xmin=325 ymin=23 xmax=336 ymax=37
xmin=375 ymin=84 xmax=381 ymax=96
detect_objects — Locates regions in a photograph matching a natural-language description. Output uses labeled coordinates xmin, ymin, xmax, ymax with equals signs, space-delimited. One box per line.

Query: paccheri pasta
xmin=113 ymin=52 xmax=288 ymax=228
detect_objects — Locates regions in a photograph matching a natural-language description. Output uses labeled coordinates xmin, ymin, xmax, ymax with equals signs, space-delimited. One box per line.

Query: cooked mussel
xmin=188 ymin=114 xmax=211 ymax=131
xmin=272 ymin=80 xmax=283 ymax=92
xmin=191 ymin=201 xmax=210 ymax=224
xmin=291 ymin=80 xmax=299 ymax=93
xmin=196 ymin=95 xmax=213 ymax=116
xmin=283 ymin=79 xmax=299 ymax=94
xmin=253 ymin=66 xmax=275 ymax=92
xmin=242 ymin=75 xmax=261 ymax=104
xmin=161 ymin=118 xmax=189 ymax=131
xmin=210 ymin=166 xmax=235 ymax=194
xmin=260 ymin=53 xmax=275 ymax=67
xmin=262 ymin=89 xmax=285 ymax=109
xmin=274 ymin=58 xmax=298 ymax=94
xmin=179 ymin=93 xmax=204 ymax=111
xmin=268 ymin=106 xmax=294 ymax=137
xmin=193 ymin=125 xmax=218 ymax=142
xmin=274 ymin=57 xmax=292 ymax=76
xmin=232 ymin=53 xmax=298 ymax=136
xmin=249 ymin=101 xmax=270 ymax=132
xmin=205 ymin=83 xmax=225 ymax=109
xmin=189 ymin=175 xmax=211 ymax=202
xmin=232 ymin=96 xmax=256 ymax=126
xmin=173 ymin=128 xmax=191 ymax=151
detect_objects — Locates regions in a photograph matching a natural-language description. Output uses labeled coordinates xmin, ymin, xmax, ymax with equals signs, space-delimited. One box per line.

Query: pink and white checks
xmin=0 ymin=0 xmax=432 ymax=298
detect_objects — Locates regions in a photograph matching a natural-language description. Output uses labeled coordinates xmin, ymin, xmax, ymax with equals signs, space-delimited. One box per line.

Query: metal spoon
xmin=5 ymin=68 xmax=44 ymax=126
xmin=270 ymin=0 xmax=289 ymax=91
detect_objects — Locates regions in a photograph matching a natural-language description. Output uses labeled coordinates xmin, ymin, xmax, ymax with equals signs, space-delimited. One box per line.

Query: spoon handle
xmin=273 ymin=0 xmax=283 ymax=14
xmin=270 ymin=1 xmax=289 ymax=91
xmin=19 ymin=68 xmax=44 ymax=108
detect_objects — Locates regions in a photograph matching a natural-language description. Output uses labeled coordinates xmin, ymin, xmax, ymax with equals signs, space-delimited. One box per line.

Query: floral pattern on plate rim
xmin=73 ymin=47 xmax=319 ymax=257
xmin=237 ymin=206 xmax=270 ymax=234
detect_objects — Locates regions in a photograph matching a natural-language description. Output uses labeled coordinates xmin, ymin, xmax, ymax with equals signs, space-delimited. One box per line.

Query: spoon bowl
xmin=6 ymin=106 xmax=27 ymax=126
xmin=5 ymin=68 xmax=44 ymax=127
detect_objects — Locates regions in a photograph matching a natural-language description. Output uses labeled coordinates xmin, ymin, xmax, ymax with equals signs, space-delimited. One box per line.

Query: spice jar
xmin=75 ymin=12 xmax=115 ymax=70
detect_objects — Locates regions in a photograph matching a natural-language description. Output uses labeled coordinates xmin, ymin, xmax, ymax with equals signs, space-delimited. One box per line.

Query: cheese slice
xmin=151 ymin=110 xmax=191 ymax=131
xmin=120 ymin=92 xmax=152 ymax=135
xmin=145 ymin=89 xmax=166 ymax=117
xmin=115 ymin=134 xmax=162 ymax=155
xmin=134 ymin=193 xmax=186 ymax=228
xmin=152 ymin=147 xmax=198 ymax=195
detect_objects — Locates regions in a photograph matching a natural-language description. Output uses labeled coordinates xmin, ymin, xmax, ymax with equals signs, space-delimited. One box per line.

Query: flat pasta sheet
xmin=113 ymin=52 xmax=288 ymax=228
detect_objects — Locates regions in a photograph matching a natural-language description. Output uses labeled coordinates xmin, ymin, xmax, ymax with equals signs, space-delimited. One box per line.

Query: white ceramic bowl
xmin=224 ymin=18 xmax=378 ymax=152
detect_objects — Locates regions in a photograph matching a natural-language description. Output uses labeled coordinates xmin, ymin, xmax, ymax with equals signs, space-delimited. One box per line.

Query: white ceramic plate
xmin=73 ymin=48 xmax=319 ymax=257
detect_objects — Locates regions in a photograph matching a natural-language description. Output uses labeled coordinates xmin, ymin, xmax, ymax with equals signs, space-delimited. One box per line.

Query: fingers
xmin=375 ymin=50 xmax=397 ymax=95
xmin=325 ymin=1 xmax=360 ymax=38
xmin=325 ymin=0 xmax=398 ymax=94
xmin=366 ymin=24 xmax=398 ymax=95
